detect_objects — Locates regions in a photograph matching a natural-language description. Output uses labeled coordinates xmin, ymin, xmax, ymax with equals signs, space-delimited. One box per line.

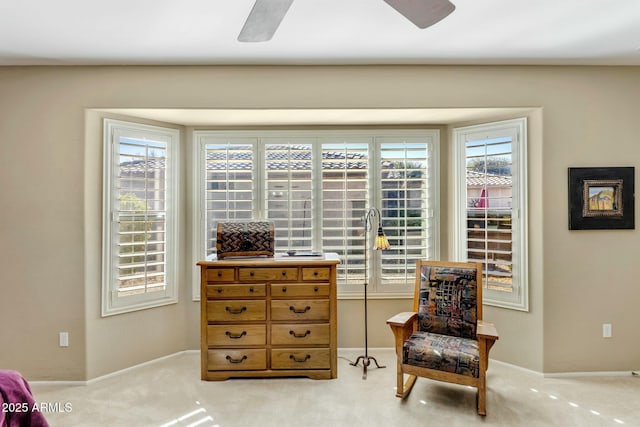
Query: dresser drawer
xmin=302 ymin=267 xmax=331 ymax=281
xmin=271 ymin=300 xmax=330 ymax=321
xmin=207 ymin=325 xmax=266 ymax=346
xmin=208 ymin=349 xmax=267 ymax=371
xmin=239 ymin=267 xmax=298 ymax=282
xmin=271 ymin=348 xmax=331 ymax=370
xmin=271 ymin=283 xmax=329 ymax=298
xmin=207 ymin=301 xmax=266 ymax=322
xmin=206 ymin=268 xmax=235 ymax=282
xmin=206 ymin=284 xmax=266 ymax=299
xmin=271 ymin=324 xmax=330 ymax=346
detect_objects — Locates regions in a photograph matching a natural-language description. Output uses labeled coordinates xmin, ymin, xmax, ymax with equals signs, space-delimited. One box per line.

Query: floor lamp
xmin=351 ymin=207 xmax=390 ymax=379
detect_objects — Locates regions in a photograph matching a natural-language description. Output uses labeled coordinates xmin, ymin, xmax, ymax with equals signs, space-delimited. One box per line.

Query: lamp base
xmin=350 ymin=354 xmax=386 ymax=380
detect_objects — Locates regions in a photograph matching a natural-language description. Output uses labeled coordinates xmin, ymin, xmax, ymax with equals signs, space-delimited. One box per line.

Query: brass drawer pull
xmin=289 ymin=305 xmax=311 ymax=314
xmin=289 ymin=330 xmax=311 ymax=338
xmin=225 ymin=331 xmax=247 ymax=339
xmin=225 ymin=306 xmax=247 ymax=314
xmin=289 ymin=354 xmax=311 ymax=363
xmin=226 ymin=355 xmax=248 ymax=364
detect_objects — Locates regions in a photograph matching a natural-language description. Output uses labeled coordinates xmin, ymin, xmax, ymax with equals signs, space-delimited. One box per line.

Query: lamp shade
xmin=374 ymin=226 xmax=391 ymax=250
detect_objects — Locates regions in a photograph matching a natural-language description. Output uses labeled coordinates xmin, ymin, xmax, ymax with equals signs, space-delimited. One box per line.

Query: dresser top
xmin=197 ymin=252 xmax=341 ymax=267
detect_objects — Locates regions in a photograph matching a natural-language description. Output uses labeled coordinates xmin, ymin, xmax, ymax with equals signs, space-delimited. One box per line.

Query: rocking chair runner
xmin=386 ymin=260 xmax=499 ymax=415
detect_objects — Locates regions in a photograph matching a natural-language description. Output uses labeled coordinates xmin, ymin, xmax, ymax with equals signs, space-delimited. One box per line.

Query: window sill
xmin=338 ymin=291 xmax=413 ymax=300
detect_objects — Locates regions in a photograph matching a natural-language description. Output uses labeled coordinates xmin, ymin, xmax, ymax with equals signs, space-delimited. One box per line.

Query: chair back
xmin=413 ymin=260 xmax=482 ymax=339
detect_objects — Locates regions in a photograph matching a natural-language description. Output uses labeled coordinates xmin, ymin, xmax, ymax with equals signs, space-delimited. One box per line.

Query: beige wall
xmin=0 ymin=65 xmax=638 ymax=380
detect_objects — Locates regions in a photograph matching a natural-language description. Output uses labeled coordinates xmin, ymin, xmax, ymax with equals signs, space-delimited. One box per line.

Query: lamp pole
xmin=350 ymin=207 xmax=387 ymax=379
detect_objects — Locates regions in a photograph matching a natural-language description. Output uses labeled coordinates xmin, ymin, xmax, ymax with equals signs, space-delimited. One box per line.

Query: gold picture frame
xmin=581 ymin=179 xmax=623 ymax=218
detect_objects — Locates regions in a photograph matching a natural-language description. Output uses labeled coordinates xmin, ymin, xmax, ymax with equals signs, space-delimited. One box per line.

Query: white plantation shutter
xmin=116 ymin=139 xmax=167 ymax=294
xmin=378 ymin=138 xmax=434 ymax=292
xmin=264 ymin=139 xmax=315 ymax=251
xmin=320 ymin=139 xmax=370 ymax=291
xmin=203 ymin=140 xmax=256 ymax=257
xmin=465 ymin=137 xmax=514 ymax=290
xmin=455 ymin=119 xmax=528 ymax=311
xmin=103 ymin=120 xmax=179 ymax=316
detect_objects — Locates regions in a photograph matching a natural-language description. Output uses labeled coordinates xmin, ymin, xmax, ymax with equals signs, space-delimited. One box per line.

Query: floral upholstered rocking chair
xmin=386 ymin=260 xmax=499 ymax=415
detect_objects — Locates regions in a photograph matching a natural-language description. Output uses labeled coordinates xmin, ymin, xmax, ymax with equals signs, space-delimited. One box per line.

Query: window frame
xmin=453 ymin=118 xmax=528 ymax=311
xmin=102 ymin=119 xmax=180 ymax=316
xmin=192 ymin=129 xmax=439 ymax=300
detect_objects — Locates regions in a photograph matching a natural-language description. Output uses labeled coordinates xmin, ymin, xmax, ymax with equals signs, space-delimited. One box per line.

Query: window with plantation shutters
xmin=264 ymin=139 xmax=315 ymax=251
xmin=202 ymin=139 xmax=256 ymax=258
xmin=102 ymin=120 xmax=179 ymax=316
xmin=320 ymin=139 xmax=370 ymax=290
xmin=454 ymin=118 xmax=528 ymax=311
xmin=378 ymin=138 xmax=435 ymax=293
xmin=193 ymin=130 xmax=439 ymax=299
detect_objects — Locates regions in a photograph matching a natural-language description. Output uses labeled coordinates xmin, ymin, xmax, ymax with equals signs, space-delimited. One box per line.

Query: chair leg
xmin=396 ymin=372 xmax=417 ymax=399
xmin=396 ymin=363 xmax=404 ymax=396
xmin=477 ymin=375 xmax=487 ymax=416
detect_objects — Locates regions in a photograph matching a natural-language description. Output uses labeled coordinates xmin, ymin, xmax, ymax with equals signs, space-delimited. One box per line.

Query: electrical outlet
xmin=602 ymin=323 xmax=612 ymax=338
xmin=59 ymin=332 xmax=69 ymax=347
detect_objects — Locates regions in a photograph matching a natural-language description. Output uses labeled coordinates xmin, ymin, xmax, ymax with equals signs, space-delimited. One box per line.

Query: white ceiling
xmin=1 ymin=0 xmax=639 ymax=66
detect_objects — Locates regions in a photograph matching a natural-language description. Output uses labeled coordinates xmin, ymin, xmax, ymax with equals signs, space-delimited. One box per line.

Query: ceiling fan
xmin=238 ymin=0 xmax=456 ymax=42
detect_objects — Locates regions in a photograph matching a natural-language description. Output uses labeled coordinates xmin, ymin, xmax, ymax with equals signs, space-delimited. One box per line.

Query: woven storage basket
xmin=215 ymin=221 xmax=275 ymax=259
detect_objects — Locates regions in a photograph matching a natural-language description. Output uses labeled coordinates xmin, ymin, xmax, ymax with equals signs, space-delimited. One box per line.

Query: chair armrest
xmin=477 ymin=320 xmax=499 ymax=341
xmin=477 ymin=320 xmax=499 ymax=372
xmin=387 ymin=312 xmax=417 ymax=356
xmin=386 ymin=312 xmax=417 ymax=327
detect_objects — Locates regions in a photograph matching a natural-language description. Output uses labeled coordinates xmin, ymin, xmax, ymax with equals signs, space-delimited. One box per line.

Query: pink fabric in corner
xmin=0 ymin=370 xmax=49 ymax=427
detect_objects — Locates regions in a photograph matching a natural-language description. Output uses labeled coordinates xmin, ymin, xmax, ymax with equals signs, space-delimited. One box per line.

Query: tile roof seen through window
xmin=466 ymin=170 xmax=512 ymax=186
xmin=204 ymin=145 xmax=369 ymax=170
xmin=119 ymin=145 xmax=370 ymax=171
xmin=118 ymin=145 xmax=511 ymax=185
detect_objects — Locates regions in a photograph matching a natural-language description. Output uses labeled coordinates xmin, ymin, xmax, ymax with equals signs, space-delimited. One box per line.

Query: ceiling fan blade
xmin=383 ymin=0 xmax=455 ymax=29
xmin=238 ymin=0 xmax=294 ymax=42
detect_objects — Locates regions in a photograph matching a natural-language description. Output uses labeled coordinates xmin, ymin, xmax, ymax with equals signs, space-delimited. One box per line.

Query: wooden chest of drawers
xmin=198 ymin=253 xmax=340 ymax=381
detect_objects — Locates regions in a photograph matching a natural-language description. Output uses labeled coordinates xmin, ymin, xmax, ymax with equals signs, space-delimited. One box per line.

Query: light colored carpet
xmin=30 ymin=349 xmax=639 ymax=427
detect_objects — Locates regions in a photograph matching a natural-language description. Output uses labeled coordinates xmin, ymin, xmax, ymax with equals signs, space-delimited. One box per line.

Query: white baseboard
xmin=30 ymin=350 xmax=191 ymax=386
xmin=491 ymin=358 xmax=543 ymax=376
xmin=29 ymin=380 xmax=87 ymax=387
xmin=544 ymin=370 xmax=638 ymax=378
xmin=86 ymin=351 xmax=194 ymax=385
xmin=490 ymin=359 xmax=638 ymax=378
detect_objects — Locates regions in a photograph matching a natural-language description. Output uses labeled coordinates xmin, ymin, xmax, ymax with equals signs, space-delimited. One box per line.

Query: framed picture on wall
xmin=568 ymin=167 xmax=635 ymax=230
